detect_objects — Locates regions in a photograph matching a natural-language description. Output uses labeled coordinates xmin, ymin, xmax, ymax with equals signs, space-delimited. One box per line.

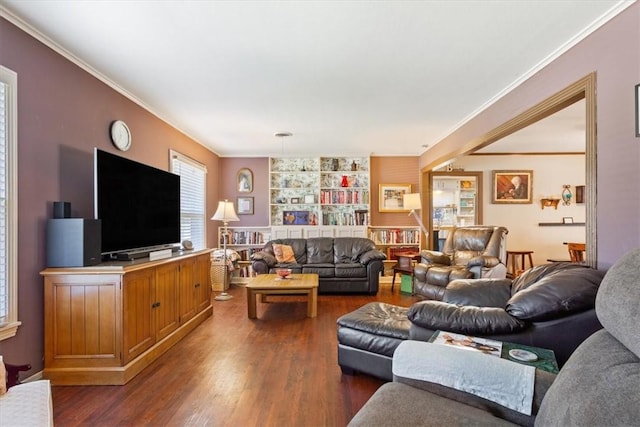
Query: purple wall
xmin=218 ymin=158 xmax=270 ymax=227
xmin=0 ymin=18 xmax=221 ymax=371
xmin=420 ymin=3 xmax=640 ymax=268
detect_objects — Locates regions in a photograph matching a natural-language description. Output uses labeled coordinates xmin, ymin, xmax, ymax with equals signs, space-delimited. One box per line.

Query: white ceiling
xmin=0 ymin=1 xmax=632 ymax=157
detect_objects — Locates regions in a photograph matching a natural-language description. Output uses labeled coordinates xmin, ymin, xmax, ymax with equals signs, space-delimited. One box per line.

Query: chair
xmin=348 ymin=248 xmax=640 ymax=426
xmin=567 ymin=242 xmax=586 ymax=263
xmin=413 ymin=225 xmax=508 ymax=300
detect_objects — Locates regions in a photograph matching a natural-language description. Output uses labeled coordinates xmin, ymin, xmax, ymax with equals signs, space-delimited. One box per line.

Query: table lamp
xmin=211 ymin=199 xmax=239 ymax=301
xmin=403 ymin=193 xmax=429 ymax=244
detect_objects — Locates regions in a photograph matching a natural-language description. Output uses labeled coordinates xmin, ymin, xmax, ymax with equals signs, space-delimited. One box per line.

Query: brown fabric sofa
xmin=251 ymin=237 xmax=386 ymax=294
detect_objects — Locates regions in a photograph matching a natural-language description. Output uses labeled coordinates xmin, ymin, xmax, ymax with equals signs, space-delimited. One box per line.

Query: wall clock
xmin=110 ymin=120 xmax=131 ymax=151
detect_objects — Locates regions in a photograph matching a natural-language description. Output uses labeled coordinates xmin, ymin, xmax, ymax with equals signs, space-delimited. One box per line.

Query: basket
xmin=210 ymin=260 xmax=230 ymax=291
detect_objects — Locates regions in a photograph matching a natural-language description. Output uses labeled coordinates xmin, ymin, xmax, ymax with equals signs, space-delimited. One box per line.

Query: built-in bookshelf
xmin=269 ymin=156 xmax=370 ymax=231
xmin=368 ymin=226 xmax=421 ymax=276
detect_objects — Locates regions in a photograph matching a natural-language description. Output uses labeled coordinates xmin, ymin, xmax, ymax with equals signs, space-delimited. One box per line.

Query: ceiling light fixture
xmin=274 ymin=131 xmax=292 ymax=154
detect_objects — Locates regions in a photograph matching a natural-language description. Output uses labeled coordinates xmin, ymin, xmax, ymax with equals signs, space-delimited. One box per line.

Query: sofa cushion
xmin=272 ymin=243 xmax=296 ymax=263
xmin=335 ymin=263 xmax=367 ymax=278
xmin=302 ymin=264 xmax=335 ymax=277
xmin=443 ymin=279 xmax=512 ymax=308
xmin=306 ymin=238 xmax=334 ymax=264
xmin=506 ymin=264 xmax=604 ymax=321
xmin=334 ymin=237 xmax=377 ymax=264
xmin=595 ymin=248 xmax=640 ymax=358
xmin=536 ymin=329 xmax=640 ymax=426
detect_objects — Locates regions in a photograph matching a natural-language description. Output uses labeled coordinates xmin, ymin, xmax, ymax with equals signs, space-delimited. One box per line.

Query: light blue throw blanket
xmin=393 ymin=340 xmax=535 ymax=415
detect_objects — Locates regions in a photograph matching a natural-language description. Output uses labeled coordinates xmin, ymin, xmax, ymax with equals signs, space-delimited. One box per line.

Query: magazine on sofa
xmin=429 ymin=330 xmax=502 ymax=357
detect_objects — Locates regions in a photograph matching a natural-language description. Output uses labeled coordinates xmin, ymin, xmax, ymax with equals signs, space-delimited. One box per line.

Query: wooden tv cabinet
xmin=40 ymin=249 xmax=213 ymax=385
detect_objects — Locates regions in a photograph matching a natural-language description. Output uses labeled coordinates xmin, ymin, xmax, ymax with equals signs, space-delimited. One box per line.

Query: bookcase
xmin=368 ymin=226 xmax=421 ymax=275
xmin=269 ymin=156 xmax=370 ymax=233
xmin=218 ymin=226 xmax=270 ymax=284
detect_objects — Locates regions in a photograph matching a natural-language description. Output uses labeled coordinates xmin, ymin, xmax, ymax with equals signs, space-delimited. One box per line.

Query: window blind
xmin=170 ymin=151 xmax=207 ymax=250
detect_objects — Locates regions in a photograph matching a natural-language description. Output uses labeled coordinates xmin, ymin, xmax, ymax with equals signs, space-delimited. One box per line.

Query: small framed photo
xmin=563 ymin=217 xmax=574 ymax=224
xmin=237 ymin=168 xmax=253 ymax=193
xmin=379 ymin=183 xmax=411 ymax=212
xmin=492 ymin=170 xmax=533 ymax=204
xmin=237 ymin=196 xmax=254 ymax=215
xmin=290 ymin=197 xmax=300 ymax=204
xmin=304 ymin=194 xmax=315 ymax=204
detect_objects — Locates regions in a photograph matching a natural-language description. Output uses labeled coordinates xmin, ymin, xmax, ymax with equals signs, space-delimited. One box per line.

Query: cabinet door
xmin=178 ymin=258 xmax=197 ymax=323
xmin=195 ymin=254 xmax=212 ymax=313
xmin=154 ymin=263 xmax=180 ymax=341
xmin=123 ymin=269 xmax=155 ymax=364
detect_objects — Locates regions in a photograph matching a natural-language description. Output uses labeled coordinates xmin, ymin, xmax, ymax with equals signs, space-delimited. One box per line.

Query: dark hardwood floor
xmin=51 ymin=280 xmax=420 ymax=426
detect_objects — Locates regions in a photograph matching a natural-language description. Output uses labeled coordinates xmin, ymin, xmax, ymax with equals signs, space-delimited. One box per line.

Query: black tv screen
xmin=94 ymin=149 xmax=180 ymax=256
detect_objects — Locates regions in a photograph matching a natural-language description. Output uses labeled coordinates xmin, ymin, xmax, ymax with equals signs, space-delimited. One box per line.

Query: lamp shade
xmin=403 ymin=193 xmax=422 ymax=211
xmin=211 ymin=200 xmax=239 ymax=222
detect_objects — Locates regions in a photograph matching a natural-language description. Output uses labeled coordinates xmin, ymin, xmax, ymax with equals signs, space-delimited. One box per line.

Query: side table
xmin=392 ymin=252 xmax=420 ymax=293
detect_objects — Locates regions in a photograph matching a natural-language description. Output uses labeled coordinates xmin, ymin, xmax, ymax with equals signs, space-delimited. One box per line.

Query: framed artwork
xmin=237 ymin=168 xmax=253 ymax=193
xmin=379 ymin=183 xmax=411 ymax=212
xmin=283 ymin=210 xmax=309 ymax=225
xmin=290 ymin=197 xmax=300 ymax=204
xmin=492 ymin=170 xmax=533 ymax=204
xmin=304 ymin=194 xmax=315 ymax=204
xmin=237 ymin=196 xmax=254 ymax=215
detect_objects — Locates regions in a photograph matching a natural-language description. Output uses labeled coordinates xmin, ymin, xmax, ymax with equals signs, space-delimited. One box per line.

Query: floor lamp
xmin=403 ymin=193 xmax=429 ymax=245
xmin=211 ymin=199 xmax=239 ymax=301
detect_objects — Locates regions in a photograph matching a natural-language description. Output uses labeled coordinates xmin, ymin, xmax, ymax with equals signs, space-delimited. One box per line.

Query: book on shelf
xmin=429 ymin=330 xmax=502 ymax=358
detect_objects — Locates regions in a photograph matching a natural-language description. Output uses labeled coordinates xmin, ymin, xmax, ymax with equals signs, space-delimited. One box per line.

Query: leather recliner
xmin=414 ymin=225 xmax=508 ymax=300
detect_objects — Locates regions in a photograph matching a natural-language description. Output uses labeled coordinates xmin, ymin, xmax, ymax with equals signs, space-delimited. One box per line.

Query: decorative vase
xmin=351 ymin=160 xmax=358 ymax=171
xmin=331 ymin=158 xmax=339 ymax=171
xmin=341 ymin=175 xmax=349 ymax=187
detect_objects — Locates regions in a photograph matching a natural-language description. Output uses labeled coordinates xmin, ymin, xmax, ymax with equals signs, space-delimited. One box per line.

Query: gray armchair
xmin=413 ymin=225 xmax=508 ymax=300
xmin=349 ymin=248 xmax=640 ymax=426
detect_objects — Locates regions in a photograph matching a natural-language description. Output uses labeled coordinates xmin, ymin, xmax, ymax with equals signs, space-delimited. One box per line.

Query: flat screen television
xmin=94 ymin=148 xmax=181 ymax=259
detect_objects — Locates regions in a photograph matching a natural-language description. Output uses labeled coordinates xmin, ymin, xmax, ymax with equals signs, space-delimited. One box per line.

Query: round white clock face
xmin=110 ymin=120 xmax=131 ymax=151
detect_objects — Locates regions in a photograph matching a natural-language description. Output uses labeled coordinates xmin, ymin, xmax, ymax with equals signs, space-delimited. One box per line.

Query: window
xmin=170 ymin=150 xmax=207 ymax=250
xmin=0 ymin=66 xmax=19 ymax=340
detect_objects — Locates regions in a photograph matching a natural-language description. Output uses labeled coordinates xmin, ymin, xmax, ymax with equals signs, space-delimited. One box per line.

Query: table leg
xmin=307 ymin=288 xmax=318 ymax=318
xmin=247 ymin=289 xmax=257 ymax=319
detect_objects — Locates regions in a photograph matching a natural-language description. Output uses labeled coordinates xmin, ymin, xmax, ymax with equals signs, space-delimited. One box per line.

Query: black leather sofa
xmin=337 ymin=262 xmax=604 ymax=380
xmin=250 ymin=237 xmax=386 ymax=294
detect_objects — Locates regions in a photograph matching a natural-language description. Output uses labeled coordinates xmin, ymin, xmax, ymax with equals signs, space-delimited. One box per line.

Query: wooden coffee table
xmin=245 ymin=273 xmax=319 ymax=319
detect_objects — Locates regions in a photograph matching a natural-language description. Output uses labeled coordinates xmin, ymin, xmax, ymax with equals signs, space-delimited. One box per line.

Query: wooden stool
xmin=391 ymin=252 xmax=420 ymax=292
xmin=506 ymin=250 xmax=534 ymax=278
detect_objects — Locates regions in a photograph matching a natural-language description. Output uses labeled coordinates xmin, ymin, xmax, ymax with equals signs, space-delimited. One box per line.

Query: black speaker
xmin=46 ymin=219 xmax=102 ymax=267
xmin=53 ymin=201 xmax=71 ymax=218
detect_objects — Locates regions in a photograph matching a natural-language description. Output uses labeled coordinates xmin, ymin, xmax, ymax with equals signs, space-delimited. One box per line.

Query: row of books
xmin=319 ymin=189 xmax=370 ymax=205
xmin=234 ymin=247 xmax=264 ymax=261
xmin=369 ymin=229 xmax=420 ymax=244
xmin=323 ymin=211 xmax=370 ymax=226
xmin=220 ymin=231 xmax=270 ymax=246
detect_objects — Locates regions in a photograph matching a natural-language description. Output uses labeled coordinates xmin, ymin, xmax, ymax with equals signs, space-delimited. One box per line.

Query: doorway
xmin=428 ymin=171 xmax=483 ymax=250
xmin=419 ymin=73 xmax=596 ymax=267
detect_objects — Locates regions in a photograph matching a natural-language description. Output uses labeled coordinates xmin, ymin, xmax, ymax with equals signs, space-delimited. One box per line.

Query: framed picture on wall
xmin=237 ymin=168 xmax=253 ymax=193
xmin=379 ymin=183 xmax=411 ymax=212
xmin=492 ymin=170 xmax=533 ymax=204
xmin=237 ymin=196 xmax=254 ymax=215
